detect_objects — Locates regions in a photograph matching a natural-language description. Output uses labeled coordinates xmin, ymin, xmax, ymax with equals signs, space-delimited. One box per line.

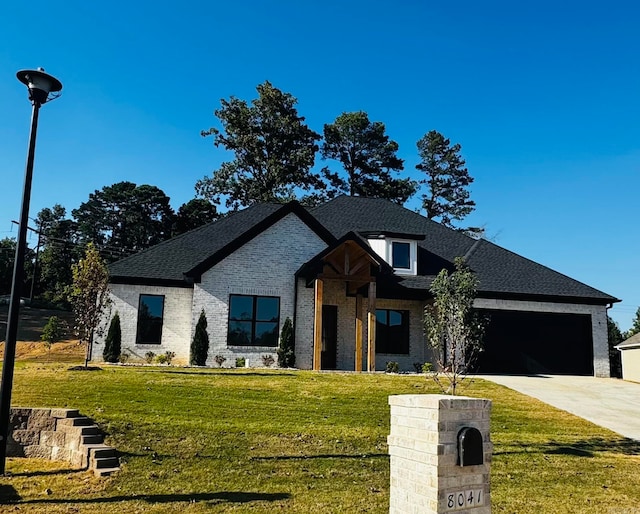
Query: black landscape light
xmin=0 ymin=68 xmax=62 ymax=474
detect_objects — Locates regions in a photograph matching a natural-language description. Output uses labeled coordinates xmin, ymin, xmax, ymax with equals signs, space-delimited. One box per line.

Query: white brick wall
xmin=192 ymin=213 xmax=327 ymax=367
xmin=474 ymin=298 xmax=610 ymax=377
xmin=95 ymin=283 xmax=193 ymax=364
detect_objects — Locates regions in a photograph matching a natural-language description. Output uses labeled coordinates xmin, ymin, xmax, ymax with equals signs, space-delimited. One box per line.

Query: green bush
xmin=235 ymin=357 xmax=246 ymax=368
xmin=190 ymin=309 xmax=209 ymax=366
xmin=385 ymin=361 xmax=400 ymax=374
xmin=277 ymin=317 xmax=295 ymax=368
xmin=422 ymin=362 xmax=433 ymax=373
xmin=164 ymin=351 xmax=176 ymax=365
xmin=144 ymin=351 xmax=156 ymax=364
xmin=103 ymin=312 xmax=122 ymax=363
xmin=41 ymin=316 xmax=65 ymax=349
xmin=156 ymin=354 xmax=168 ymax=364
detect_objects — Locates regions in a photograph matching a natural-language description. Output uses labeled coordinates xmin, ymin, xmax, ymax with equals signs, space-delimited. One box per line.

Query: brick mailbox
xmin=388 ymin=394 xmax=492 ymax=513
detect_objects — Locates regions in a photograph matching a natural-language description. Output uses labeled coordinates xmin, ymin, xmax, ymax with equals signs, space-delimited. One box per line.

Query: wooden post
xmin=355 ymin=294 xmax=363 ymax=372
xmin=367 ymin=281 xmax=376 ymax=372
xmin=313 ymin=278 xmax=323 ymax=371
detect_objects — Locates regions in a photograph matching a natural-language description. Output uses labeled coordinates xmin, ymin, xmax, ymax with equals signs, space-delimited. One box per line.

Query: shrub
xmin=190 ymin=309 xmax=209 ymax=366
xmin=385 ymin=361 xmax=400 ymax=374
xmin=277 ymin=317 xmax=295 ymax=368
xmin=144 ymin=351 xmax=156 ymax=364
xmin=235 ymin=357 xmax=246 ymax=368
xmin=103 ymin=312 xmax=122 ymax=363
xmin=262 ymin=354 xmax=275 ymax=367
xmin=119 ymin=352 xmax=130 ymax=364
xmin=41 ymin=315 xmax=65 ymax=349
xmin=412 ymin=362 xmax=423 ymax=373
xmin=422 ymin=362 xmax=433 ymax=373
xmin=214 ymin=355 xmax=227 ymax=368
xmin=164 ymin=351 xmax=176 ymax=365
xmin=156 ymin=354 xmax=168 ymax=364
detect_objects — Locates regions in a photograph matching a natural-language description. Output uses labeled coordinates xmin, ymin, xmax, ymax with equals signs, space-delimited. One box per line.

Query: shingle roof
xmin=110 ymin=195 xmax=618 ymax=304
xmin=616 ymin=333 xmax=640 ymax=349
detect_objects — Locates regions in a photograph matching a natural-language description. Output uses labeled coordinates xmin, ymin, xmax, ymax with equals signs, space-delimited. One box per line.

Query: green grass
xmin=1 ymin=364 xmax=639 ymax=513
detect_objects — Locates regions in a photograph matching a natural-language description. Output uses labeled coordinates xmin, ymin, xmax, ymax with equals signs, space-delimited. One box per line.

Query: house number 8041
xmin=444 ymin=489 xmax=484 ymax=510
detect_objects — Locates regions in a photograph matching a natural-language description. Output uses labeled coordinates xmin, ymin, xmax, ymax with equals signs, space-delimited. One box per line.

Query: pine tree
xmin=103 ymin=312 xmax=121 ymax=363
xmin=190 ymin=309 xmax=210 ymax=366
xmin=277 ymin=317 xmax=295 ymax=368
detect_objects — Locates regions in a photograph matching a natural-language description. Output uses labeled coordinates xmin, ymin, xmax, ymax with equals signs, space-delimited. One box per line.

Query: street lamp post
xmin=0 ymin=68 xmax=62 ymax=474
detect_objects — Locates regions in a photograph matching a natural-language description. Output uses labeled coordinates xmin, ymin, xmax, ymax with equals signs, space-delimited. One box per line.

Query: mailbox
xmin=457 ymin=427 xmax=483 ymax=466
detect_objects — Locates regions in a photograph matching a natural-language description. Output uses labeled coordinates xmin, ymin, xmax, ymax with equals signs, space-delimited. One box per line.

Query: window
xmin=136 ymin=294 xmax=165 ymax=344
xmin=376 ymin=309 xmax=409 ymax=354
xmin=391 ymin=242 xmax=411 ymax=269
xmin=228 ymin=294 xmax=280 ymax=347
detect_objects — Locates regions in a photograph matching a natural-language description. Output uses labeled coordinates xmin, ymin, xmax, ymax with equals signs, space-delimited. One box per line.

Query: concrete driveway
xmin=478 ymin=375 xmax=640 ymax=441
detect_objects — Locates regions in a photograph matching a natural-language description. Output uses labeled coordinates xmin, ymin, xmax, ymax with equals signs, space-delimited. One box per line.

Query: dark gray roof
xmin=109 ymin=203 xmax=282 ymax=285
xmin=110 ymin=195 xmax=618 ymax=304
xmin=311 ymin=196 xmax=618 ymax=304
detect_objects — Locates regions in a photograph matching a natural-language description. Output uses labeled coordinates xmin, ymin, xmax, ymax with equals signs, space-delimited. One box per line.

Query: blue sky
xmin=1 ymin=1 xmax=638 ymax=330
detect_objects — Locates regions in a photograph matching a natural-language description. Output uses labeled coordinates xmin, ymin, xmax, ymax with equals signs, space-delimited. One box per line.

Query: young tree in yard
xmin=103 ymin=312 xmax=122 ymax=363
xmin=68 ymin=243 xmax=111 ymax=368
xmin=277 ymin=317 xmax=295 ymax=368
xmin=321 ymin=111 xmax=416 ymax=204
xmin=607 ymin=316 xmax=623 ymax=378
xmin=41 ymin=315 xmax=66 ymax=361
xmin=190 ymin=309 xmax=209 ymax=366
xmin=424 ymin=258 xmax=485 ymax=395
xmin=196 ymin=81 xmax=324 ymax=209
xmin=416 ymin=130 xmax=478 ymax=232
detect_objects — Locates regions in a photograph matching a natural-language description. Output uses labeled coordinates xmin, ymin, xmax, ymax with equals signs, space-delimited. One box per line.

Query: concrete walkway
xmin=478 ymin=375 xmax=640 ymax=441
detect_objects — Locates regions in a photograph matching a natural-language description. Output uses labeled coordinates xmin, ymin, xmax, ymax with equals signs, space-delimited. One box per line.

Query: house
xmin=99 ymin=195 xmax=619 ymax=376
xmin=616 ymin=333 xmax=640 ymax=382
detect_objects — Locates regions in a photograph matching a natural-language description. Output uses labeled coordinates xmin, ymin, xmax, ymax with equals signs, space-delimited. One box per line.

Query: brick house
xmin=98 ymin=196 xmax=618 ymax=376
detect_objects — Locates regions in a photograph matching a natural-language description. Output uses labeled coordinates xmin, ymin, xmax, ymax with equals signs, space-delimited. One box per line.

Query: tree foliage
xmin=174 ymin=199 xmax=218 ymax=235
xmin=277 ymin=317 xmax=295 ymax=368
xmin=424 ymin=258 xmax=485 ymax=395
xmin=190 ymin=309 xmax=210 ymax=366
xmin=607 ymin=316 xmax=623 ymax=378
xmin=72 ymin=182 xmax=175 ymax=259
xmin=625 ymin=307 xmax=640 ymax=339
xmin=197 ymin=81 xmax=323 ymax=210
xmin=41 ymin=315 xmax=66 ymax=347
xmin=0 ymin=238 xmax=35 ymax=297
xmin=35 ymin=205 xmax=79 ymax=306
xmin=68 ymin=243 xmax=111 ymax=368
xmin=321 ymin=111 xmax=416 ymax=204
xmin=416 ymin=130 xmax=477 ymax=230
xmin=103 ymin=312 xmax=122 ymax=363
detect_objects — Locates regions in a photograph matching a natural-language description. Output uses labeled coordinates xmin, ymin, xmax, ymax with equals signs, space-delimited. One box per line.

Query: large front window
xmin=228 ymin=294 xmax=280 ymax=347
xmin=376 ymin=309 xmax=409 ymax=354
xmin=136 ymin=294 xmax=165 ymax=344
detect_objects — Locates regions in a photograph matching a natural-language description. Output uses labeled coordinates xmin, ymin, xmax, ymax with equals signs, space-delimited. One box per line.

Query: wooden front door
xmin=321 ymin=305 xmax=338 ymax=370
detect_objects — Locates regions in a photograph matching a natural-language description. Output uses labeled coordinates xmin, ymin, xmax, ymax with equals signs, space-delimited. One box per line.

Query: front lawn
xmin=1 ymin=364 xmax=639 ymax=513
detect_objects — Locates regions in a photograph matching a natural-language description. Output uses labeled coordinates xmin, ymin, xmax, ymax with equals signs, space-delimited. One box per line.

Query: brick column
xmin=388 ymin=394 xmax=492 ymax=514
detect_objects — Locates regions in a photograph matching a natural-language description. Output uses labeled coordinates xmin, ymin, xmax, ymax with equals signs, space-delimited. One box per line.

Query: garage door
xmin=476 ymin=309 xmax=594 ymax=375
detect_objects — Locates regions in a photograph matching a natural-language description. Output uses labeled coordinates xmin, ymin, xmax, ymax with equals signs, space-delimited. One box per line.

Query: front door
xmin=321 ymin=305 xmax=338 ymax=370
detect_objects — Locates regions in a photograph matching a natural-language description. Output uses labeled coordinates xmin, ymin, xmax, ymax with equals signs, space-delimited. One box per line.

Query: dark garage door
xmin=477 ymin=309 xmax=594 ymax=375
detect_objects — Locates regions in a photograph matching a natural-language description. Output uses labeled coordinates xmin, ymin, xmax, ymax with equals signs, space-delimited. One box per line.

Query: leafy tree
xmin=68 ymin=243 xmax=111 ymax=368
xmin=196 ymin=81 xmax=323 ymax=210
xmin=0 ymin=237 xmax=35 ymax=297
xmin=277 ymin=317 xmax=295 ymax=368
xmin=72 ymin=182 xmax=175 ymax=259
xmin=625 ymin=307 xmax=640 ymax=339
xmin=173 ymin=199 xmax=218 ymax=235
xmin=416 ymin=130 xmax=477 ymax=230
xmin=103 ymin=312 xmax=122 ymax=363
xmin=607 ymin=316 xmax=623 ymax=378
xmin=320 ymin=111 xmax=416 ymax=204
xmin=190 ymin=309 xmax=209 ymax=366
xmin=424 ymin=258 xmax=485 ymax=395
xmin=35 ymin=205 xmax=79 ymax=306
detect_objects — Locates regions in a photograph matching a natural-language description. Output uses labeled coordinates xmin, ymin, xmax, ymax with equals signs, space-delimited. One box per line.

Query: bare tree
xmin=424 ymin=258 xmax=485 ymax=395
xmin=68 ymin=243 xmax=110 ymax=368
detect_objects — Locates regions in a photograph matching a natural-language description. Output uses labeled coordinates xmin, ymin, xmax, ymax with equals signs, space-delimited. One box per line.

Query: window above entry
xmin=366 ymin=235 xmax=418 ymax=275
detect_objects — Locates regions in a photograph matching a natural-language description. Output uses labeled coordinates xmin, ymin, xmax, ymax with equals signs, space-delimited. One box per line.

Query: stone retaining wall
xmin=8 ymin=407 xmax=119 ymax=476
